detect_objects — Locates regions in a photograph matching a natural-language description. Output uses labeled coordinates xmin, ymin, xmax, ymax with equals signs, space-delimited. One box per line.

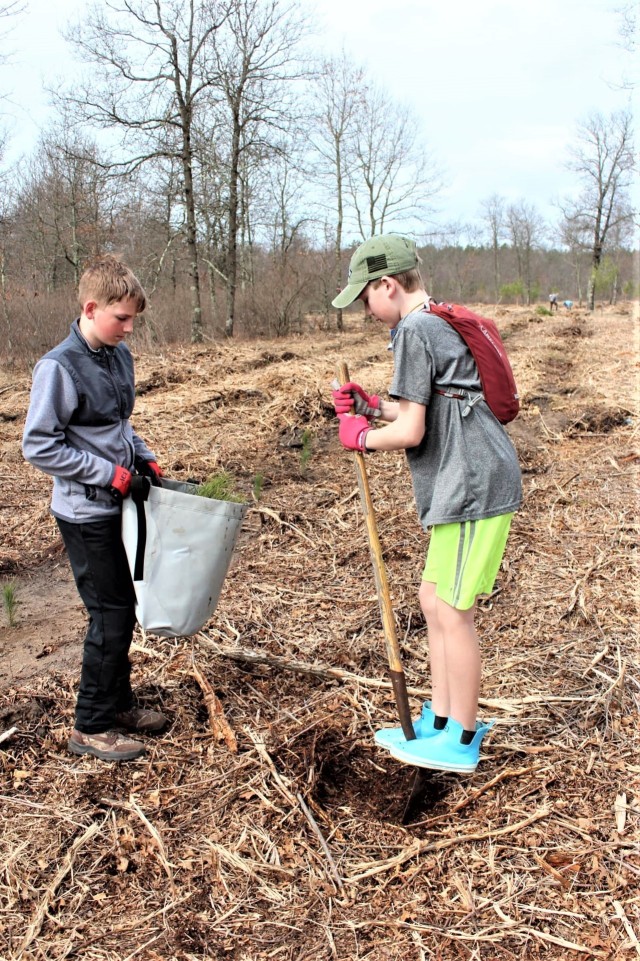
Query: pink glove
xmin=337 ymin=414 xmax=372 ymax=452
xmin=332 ymin=382 xmax=381 ymax=419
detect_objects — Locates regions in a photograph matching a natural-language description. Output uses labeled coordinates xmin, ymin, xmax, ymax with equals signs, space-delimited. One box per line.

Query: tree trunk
xmin=181 ymin=141 xmax=203 ymax=343
xmin=335 ymin=140 xmax=344 ymax=332
xmin=492 ymin=238 xmax=500 ymax=303
xmin=70 ymin=198 xmax=80 ymax=287
xmin=0 ymin=252 xmax=10 ymax=352
xmin=225 ymin=118 xmax=240 ymax=338
xmin=588 ymin=245 xmax=602 ymax=312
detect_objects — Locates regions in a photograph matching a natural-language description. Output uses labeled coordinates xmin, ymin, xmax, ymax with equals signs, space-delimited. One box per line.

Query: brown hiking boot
xmin=114 ymin=707 xmax=168 ymax=733
xmin=68 ymin=729 xmax=146 ymax=761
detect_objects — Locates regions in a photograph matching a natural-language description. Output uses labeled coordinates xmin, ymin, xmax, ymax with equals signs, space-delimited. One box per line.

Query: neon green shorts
xmin=422 ymin=514 xmax=514 ymax=610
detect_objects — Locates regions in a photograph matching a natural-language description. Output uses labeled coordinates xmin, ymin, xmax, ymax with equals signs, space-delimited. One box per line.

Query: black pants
xmin=57 ymin=516 xmax=137 ymax=733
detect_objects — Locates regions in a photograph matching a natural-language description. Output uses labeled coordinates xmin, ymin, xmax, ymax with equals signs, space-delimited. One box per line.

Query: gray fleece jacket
xmin=22 ymin=320 xmax=156 ymax=523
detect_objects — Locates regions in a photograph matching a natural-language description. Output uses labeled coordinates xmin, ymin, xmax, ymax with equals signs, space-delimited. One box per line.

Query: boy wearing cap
xmin=332 ymin=234 xmax=521 ymax=773
xmin=22 ymin=255 xmax=167 ymax=762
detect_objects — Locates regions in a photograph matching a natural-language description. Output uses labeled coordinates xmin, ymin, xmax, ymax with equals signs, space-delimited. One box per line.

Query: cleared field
xmin=0 ymin=303 xmax=638 ymax=960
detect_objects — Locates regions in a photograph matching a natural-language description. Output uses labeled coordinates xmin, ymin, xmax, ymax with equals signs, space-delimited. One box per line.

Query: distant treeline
xmin=0 ymin=0 xmax=635 ymax=356
xmin=2 ymin=232 xmax=636 ymax=365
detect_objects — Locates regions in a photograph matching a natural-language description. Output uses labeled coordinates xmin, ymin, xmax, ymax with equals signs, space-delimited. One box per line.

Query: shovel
xmin=336 ymin=363 xmax=415 ymax=741
xmin=336 ymin=365 xmax=433 ymax=822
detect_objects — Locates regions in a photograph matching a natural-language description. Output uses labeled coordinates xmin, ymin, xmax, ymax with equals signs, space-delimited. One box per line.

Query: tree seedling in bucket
xmin=196 ymin=471 xmax=246 ymax=503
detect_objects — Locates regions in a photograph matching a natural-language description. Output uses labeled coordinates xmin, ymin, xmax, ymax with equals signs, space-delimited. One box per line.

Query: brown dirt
xmin=0 ymin=560 xmax=84 ymax=690
xmin=0 ymin=304 xmax=638 ymax=960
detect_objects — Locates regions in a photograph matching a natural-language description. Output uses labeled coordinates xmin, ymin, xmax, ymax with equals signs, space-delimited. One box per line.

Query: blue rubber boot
xmin=387 ymin=717 xmax=495 ymax=773
xmin=373 ymin=702 xmax=441 ymax=749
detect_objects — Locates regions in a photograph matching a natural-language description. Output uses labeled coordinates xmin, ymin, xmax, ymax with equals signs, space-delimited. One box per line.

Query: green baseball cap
xmin=332 ymin=234 xmax=418 ymax=309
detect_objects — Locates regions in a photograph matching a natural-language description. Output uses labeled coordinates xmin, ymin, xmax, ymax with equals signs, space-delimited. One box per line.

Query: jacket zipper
xmin=105 ymin=350 xmax=134 ymax=469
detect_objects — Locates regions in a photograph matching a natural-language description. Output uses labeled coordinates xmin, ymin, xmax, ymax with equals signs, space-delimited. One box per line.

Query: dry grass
xmin=0 ymin=304 xmax=638 ymax=960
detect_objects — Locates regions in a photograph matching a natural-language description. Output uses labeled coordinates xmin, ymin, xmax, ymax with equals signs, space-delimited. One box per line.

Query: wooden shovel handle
xmin=338 ymin=363 xmax=415 ymax=740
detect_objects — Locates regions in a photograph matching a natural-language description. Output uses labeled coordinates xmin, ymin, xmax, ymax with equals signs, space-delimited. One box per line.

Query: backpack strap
xmin=433 ymin=387 xmax=485 ymax=418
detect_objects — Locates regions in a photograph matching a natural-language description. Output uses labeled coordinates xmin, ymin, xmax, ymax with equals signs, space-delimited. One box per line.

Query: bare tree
xmin=193 ymin=133 xmax=228 ymax=317
xmin=248 ymin=146 xmax=313 ymax=336
xmin=208 ymin=0 xmax=308 ymax=337
xmin=558 ymin=217 xmax=589 ymax=305
xmin=0 ymin=178 xmax=14 ymax=343
xmin=37 ymin=131 xmax=115 ymax=285
xmin=560 ymin=110 xmax=635 ymax=311
xmin=0 ymin=0 xmax=24 ymax=74
xmin=60 ymin=0 xmax=229 ymax=342
xmin=480 ymin=194 xmax=506 ymax=302
xmin=308 ymin=53 xmax=364 ymax=331
xmin=0 ymin=0 xmax=26 ymax=161
xmin=613 ymin=3 xmax=637 ymax=89
xmin=13 ymin=126 xmax=117 ymax=292
xmin=308 ymin=60 xmax=441 ymax=327
xmin=506 ymin=200 xmax=545 ymax=305
xmin=617 ymin=2 xmax=637 ymax=51
xmin=136 ymin=155 xmax=185 ymax=296
xmin=348 ymin=85 xmax=441 ymax=239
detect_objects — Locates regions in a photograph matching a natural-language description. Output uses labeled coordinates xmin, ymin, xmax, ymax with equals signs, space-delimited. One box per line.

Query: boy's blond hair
xmin=370 ymin=265 xmax=424 ymax=293
xmin=78 ymin=254 xmax=147 ymax=313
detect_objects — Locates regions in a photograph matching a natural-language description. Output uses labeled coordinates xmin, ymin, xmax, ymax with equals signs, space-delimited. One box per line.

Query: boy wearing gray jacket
xmin=23 ymin=255 xmax=166 ymax=761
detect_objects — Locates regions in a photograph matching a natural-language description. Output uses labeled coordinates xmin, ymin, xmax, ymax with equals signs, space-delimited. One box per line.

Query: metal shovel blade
xmin=402 ymin=769 xmax=433 ymax=824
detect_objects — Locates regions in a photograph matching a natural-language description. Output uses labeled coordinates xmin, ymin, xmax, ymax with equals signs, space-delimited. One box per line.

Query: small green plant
xmin=535 ymin=305 xmax=552 ymax=316
xmin=252 ymin=471 xmax=265 ymax=502
xmin=2 ymin=581 xmax=18 ymax=627
xmin=300 ymin=429 xmax=313 ymax=474
xmin=196 ymin=471 xmax=246 ymax=503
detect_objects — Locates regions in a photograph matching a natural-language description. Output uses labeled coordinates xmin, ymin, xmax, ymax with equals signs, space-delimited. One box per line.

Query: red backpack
xmin=427 ymin=301 xmax=520 ymax=424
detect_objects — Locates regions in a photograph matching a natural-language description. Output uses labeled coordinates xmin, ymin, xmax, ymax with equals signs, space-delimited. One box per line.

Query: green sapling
xmin=2 ymin=581 xmax=18 ymax=627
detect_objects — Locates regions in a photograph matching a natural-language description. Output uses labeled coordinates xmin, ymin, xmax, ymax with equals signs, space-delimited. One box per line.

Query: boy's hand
xmin=146 ymin=461 xmax=163 ymax=486
xmin=332 ymin=382 xmax=381 ymax=420
xmin=109 ymin=465 xmax=132 ymax=503
xmin=135 ymin=458 xmax=164 ymax=487
xmin=337 ymin=414 xmax=372 ymax=452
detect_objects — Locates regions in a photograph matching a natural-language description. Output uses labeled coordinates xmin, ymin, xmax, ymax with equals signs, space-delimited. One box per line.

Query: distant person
xmin=331 ymin=235 xmax=522 ymax=774
xmin=22 ymin=255 xmax=167 ymax=763
xmin=563 ymin=300 xmax=574 ymax=310
xmin=548 ymin=293 xmax=558 ymax=312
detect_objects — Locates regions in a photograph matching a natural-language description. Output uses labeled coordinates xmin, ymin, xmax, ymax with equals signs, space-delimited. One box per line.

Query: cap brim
xmin=332 ymin=280 xmax=368 ymax=309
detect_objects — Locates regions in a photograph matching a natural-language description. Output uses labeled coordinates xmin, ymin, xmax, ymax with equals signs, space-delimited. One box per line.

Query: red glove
xmin=338 ymin=414 xmax=372 ymax=452
xmin=136 ymin=459 xmax=163 ymax=486
xmin=142 ymin=460 xmax=164 ymax=487
xmin=109 ymin=465 xmax=132 ymax=503
xmin=332 ymin=382 xmax=381 ymax=419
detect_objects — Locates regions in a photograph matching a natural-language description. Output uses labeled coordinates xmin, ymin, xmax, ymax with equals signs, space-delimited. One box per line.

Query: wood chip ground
xmin=0 ymin=304 xmax=638 ymax=960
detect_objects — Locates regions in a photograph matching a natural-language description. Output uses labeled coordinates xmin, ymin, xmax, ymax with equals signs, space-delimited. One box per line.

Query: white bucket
xmin=122 ymin=477 xmax=247 ymax=638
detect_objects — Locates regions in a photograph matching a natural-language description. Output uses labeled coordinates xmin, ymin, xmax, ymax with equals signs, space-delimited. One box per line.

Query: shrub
xmin=499 ymin=280 xmax=525 ymax=303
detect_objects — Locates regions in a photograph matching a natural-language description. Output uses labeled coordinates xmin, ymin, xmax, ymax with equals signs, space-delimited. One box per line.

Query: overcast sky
xmin=1 ymin=0 xmax=635 ymax=237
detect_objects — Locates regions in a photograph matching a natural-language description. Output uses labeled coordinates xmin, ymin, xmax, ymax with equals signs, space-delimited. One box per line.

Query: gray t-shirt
xmin=389 ymin=305 xmax=522 ymax=528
